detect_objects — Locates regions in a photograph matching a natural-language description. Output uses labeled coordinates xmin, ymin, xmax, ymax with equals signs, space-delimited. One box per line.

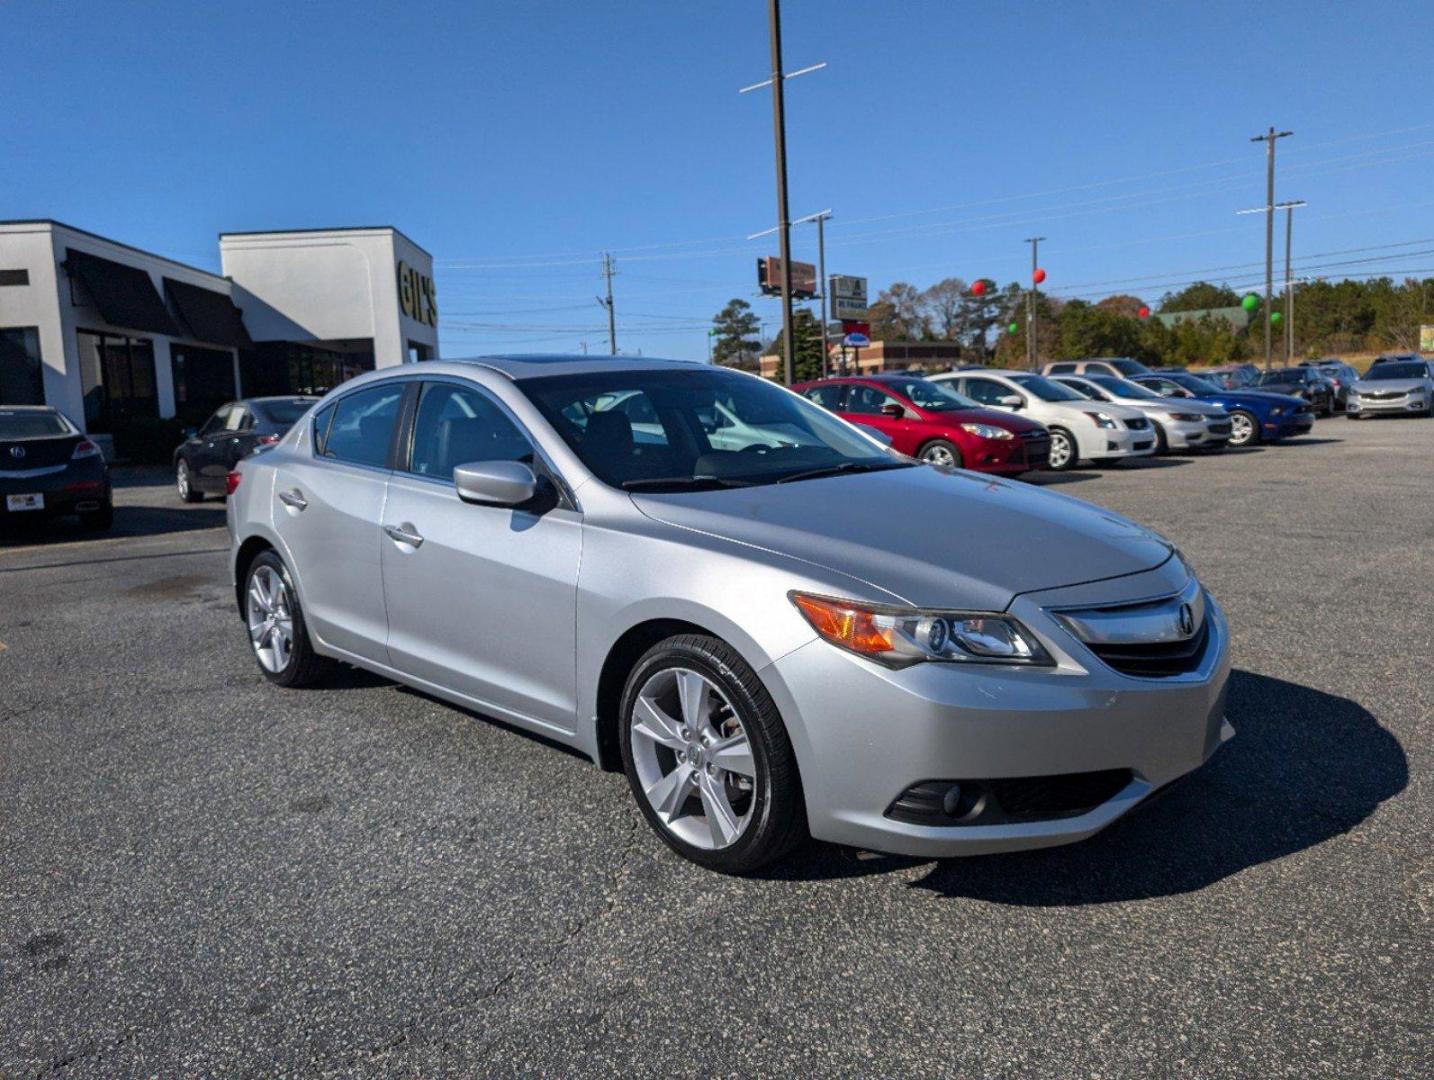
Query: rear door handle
xmin=278 ymin=489 xmax=308 ymax=511
xmin=384 ymin=523 xmax=424 ymax=548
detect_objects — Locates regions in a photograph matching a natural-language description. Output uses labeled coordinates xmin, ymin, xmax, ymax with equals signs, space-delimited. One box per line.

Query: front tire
xmin=918 ymin=439 xmax=962 ymax=468
xmin=1046 ymin=427 xmax=1076 ymax=471
xmin=1227 ymin=410 xmax=1260 ymax=447
xmin=176 ymin=458 xmax=203 ymax=503
xmin=1152 ymin=422 xmax=1170 ymax=454
xmin=244 ymin=551 xmax=334 ymax=688
xmin=619 ymin=634 xmax=806 ymax=874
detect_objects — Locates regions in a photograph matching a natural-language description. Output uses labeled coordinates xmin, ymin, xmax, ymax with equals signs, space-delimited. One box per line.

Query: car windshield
xmin=519 ymin=367 xmax=910 ymax=490
xmin=1109 ymin=359 xmax=1150 ymax=376
xmin=1364 ymin=362 xmax=1425 ymax=380
xmin=1258 ymin=371 xmax=1302 ymax=385
xmin=1167 ymin=373 xmax=1220 ymax=395
xmin=1088 ymin=374 xmax=1162 ymax=400
xmin=1007 ymin=373 xmax=1085 ymax=402
xmin=880 ymin=377 xmax=980 ymax=411
xmin=254 ymin=398 xmax=316 ymax=425
xmin=0 ymin=409 xmax=74 ymax=437
xmin=1055 ymin=379 xmax=1102 ymax=400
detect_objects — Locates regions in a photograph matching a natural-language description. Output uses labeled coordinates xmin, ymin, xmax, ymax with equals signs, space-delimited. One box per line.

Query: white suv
xmin=929 ymin=370 xmax=1156 ymax=471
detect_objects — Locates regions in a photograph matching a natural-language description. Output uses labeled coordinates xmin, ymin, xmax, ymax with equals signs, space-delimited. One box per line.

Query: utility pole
xmin=597 ymin=253 xmax=617 ymax=355
xmin=1025 ymin=236 xmax=1045 ymax=369
xmin=1250 ymin=126 xmax=1293 ymax=369
xmin=815 ymin=211 xmax=830 ymax=379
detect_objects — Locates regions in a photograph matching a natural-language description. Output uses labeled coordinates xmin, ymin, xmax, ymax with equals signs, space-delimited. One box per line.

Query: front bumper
xmin=1166 ymin=418 xmax=1229 ymax=450
xmin=1266 ymin=412 xmax=1314 ymax=438
xmin=1347 ymin=394 xmax=1429 ymax=415
xmin=966 ymin=431 xmax=1051 ymax=475
xmin=1090 ymin=426 xmax=1156 ymax=460
xmin=762 ymin=569 xmax=1232 ymax=858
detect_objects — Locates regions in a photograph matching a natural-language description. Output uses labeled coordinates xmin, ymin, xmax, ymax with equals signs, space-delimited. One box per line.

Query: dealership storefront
xmin=0 ymin=220 xmax=438 ymax=441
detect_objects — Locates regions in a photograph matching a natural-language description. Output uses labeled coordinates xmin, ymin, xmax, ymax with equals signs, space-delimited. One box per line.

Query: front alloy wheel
xmin=919 ymin=439 xmax=961 ymax=468
xmin=1047 ymin=427 xmax=1075 ymax=471
xmin=620 ymin=634 xmax=805 ymax=873
xmin=177 ymin=458 xmax=203 ymax=502
xmin=1227 ymin=410 xmax=1258 ymax=447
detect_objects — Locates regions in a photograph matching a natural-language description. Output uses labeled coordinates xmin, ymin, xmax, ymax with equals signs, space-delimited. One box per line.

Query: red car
xmin=793 ymin=374 xmax=1051 ymax=476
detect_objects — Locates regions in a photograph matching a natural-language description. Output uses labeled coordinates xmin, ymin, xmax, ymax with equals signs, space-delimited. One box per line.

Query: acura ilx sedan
xmin=227 ymin=356 xmax=1232 ymax=873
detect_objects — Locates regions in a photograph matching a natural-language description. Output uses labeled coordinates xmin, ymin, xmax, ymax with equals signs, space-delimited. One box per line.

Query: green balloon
xmin=1270 ymin=311 xmax=1282 ymax=324
xmin=1241 ymin=293 xmax=1260 ymax=312
xmin=1008 ymin=322 xmax=1019 ymax=334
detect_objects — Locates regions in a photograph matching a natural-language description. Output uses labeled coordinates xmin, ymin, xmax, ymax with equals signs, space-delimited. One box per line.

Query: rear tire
xmin=243 ymin=551 xmax=334 ymax=688
xmin=1152 ymin=422 xmax=1169 ymax=454
xmin=176 ymin=458 xmax=204 ymax=503
xmin=918 ymin=439 xmax=962 ymax=468
xmin=619 ymin=634 xmax=806 ymax=874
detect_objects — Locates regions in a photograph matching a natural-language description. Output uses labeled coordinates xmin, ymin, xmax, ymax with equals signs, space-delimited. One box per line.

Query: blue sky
xmin=4 ymin=0 xmax=1432 ymax=359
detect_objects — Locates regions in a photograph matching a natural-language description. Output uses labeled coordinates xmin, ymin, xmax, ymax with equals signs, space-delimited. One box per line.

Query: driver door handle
xmin=384 ymin=523 xmax=424 ymax=548
xmin=278 ymin=489 xmax=308 ymax=511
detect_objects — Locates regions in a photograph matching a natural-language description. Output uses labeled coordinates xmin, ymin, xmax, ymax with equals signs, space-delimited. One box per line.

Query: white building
xmin=0 ymin=220 xmax=438 ymax=440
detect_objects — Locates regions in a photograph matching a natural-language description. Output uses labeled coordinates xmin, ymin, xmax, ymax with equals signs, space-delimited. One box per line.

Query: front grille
xmin=1125 ymin=417 xmax=1149 ymax=430
xmin=886 ymin=769 xmax=1133 ymax=827
xmin=1019 ymin=433 xmax=1050 ymax=467
xmin=1363 ymin=390 xmax=1404 ymax=400
xmin=1086 ymin=618 xmax=1210 ymax=677
xmin=1296 ymin=404 xmax=1314 ymax=415
xmin=1208 ymin=421 xmax=1232 ymax=434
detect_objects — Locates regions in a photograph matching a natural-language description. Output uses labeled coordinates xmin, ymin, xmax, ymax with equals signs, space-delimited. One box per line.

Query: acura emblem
xmin=1177 ymin=602 xmax=1195 ymax=637
xmin=8 ymin=446 xmax=23 ymax=460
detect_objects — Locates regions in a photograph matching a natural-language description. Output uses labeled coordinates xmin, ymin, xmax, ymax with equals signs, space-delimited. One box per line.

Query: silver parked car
xmin=1049 ymin=373 xmax=1231 ymax=452
xmin=1345 ymin=359 xmax=1433 ymax=418
xmin=227 ymin=356 xmax=1233 ymax=873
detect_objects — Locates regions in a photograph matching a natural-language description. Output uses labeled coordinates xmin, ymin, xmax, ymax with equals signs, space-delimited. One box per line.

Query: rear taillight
xmin=256 ymin=434 xmax=280 ymax=445
xmin=226 ymin=471 xmax=242 ymax=495
xmin=71 ymin=439 xmax=102 ymax=460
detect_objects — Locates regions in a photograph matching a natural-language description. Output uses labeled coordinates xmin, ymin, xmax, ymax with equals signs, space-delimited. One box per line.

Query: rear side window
xmin=802 ymin=383 xmax=846 ymax=410
xmin=311 ymin=403 xmax=335 ymax=456
xmin=408 ymin=382 xmax=533 ymax=479
xmin=320 ymin=384 xmax=404 ymax=467
xmin=1047 ymin=363 xmax=1076 ymax=374
xmin=845 ymin=385 xmax=901 ymax=415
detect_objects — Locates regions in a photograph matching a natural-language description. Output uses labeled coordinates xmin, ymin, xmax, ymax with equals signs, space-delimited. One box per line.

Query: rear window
xmin=254 ymin=398 xmax=316 ymax=426
xmin=0 ymin=409 xmax=73 ymax=437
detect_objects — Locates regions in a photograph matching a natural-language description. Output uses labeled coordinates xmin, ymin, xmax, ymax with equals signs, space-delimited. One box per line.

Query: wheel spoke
xmin=709 ymin=733 xmax=755 ymax=778
xmin=249 ymin=618 xmax=268 ymax=643
xmin=248 ymin=580 xmax=269 ymax=616
xmin=675 ymin=670 xmax=710 ymax=731
xmin=698 ymin=772 xmax=741 ymax=847
xmin=646 ymin=766 xmax=695 ymax=822
xmin=632 ymin=695 xmax=686 ymax=751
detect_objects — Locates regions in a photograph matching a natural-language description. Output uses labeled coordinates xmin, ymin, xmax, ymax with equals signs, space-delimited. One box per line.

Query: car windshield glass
xmin=0 ymin=409 xmax=73 ymax=437
xmin=254 ymin=399 xmax=315 ymax=425
xmin=1088 ymin=374 xmax=1161 ymax=400
xmin=1110 ymin=359 xmax=1149 ymax=375
xmin=1168 ymin=374 xmax=1220 ymax=394
xmin=519 ymin=368 xmax=909 ymax=490
xmin=1258 ymin=371 xmax=1302 ymax=384
xmin=881 ymin=377 xmax=980 ymax=411
xmin=1007 ymin=373 xmax=1085 ymax=402
xmin=1056 ymin=379 xmax=1101 ymax=400
xmin=1364 ymin=362 xmax=1425 ymax=380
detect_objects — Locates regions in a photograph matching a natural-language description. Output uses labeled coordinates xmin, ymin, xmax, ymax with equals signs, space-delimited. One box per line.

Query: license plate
xmin=6 ymin=493 xmax=44 ymax=511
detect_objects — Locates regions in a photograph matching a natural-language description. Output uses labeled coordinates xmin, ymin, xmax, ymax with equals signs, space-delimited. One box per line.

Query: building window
xmin=0 ymin=269 xmax=30 ymax=287
xmin=171 ymin=343 xmax=237 ymax=426
xmin=0 ymin=327 xmax=45 ymax=405
xmin=76 ymin=329 xmax=157 ymax=433
xmin=240 ymin=340 xmax=375 ymax=398
xmin=407 ymin=340 xmax=433 ymax=363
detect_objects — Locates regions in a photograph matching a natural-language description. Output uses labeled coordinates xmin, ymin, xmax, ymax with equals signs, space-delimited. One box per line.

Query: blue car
xmin=1130 ymin=372 xmax=1314 ymax=448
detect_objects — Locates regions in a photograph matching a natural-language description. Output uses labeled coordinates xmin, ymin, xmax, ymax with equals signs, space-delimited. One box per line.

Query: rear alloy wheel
xmin=176 ymin=458 xmax=203 ymax=503
xmin=620 ymin=634 xmax=805 ymax=873
xmin=244 ymin=552 xmax=333 ymax=687
xmin=1227 ymin=410 xmax=1259 ymax=447
xmin=1046 ymin=427 xmax=1076 ymax=471
xmin=918 ymin=439 xmax=962 ymax=468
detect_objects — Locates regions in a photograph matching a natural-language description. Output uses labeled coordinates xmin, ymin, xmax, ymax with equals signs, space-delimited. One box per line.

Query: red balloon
xmin=1138 ymin=306 xmax=1150 ymax=319
xmin=1032 ymin=267 xmax=1047 ymax=284
xmin=971 ymin=280 xmax=987 ymax=296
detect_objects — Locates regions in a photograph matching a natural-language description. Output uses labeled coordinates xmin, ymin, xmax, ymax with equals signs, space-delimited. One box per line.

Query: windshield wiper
xmin=621 ymin=476 xmax=752 ymax=492
xmin=773 ymin=460 xmax=912 ymax=485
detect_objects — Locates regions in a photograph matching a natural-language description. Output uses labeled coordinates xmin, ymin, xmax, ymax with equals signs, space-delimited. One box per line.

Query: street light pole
xmin=1025 ymin=236 xmax=1044 ymax=369
xmin=815 ymin=211 xmax=829 ymax=379
xmin=766 ymin=0 xmax=795 ymax=385
xmin=1250 ymin=126 xmax=1293 ymax=370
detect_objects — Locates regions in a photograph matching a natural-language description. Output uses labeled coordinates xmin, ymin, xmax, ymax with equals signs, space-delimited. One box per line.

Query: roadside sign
xmin=1421 ymin=324 xmax=1434 ymax=352
xmin=829 ymin=274 xmax=868 ymax=322
xmin=843 ymin=331 xmax=870 ymax=348
xmin=757 ymin=256 xmax=818 ymax=300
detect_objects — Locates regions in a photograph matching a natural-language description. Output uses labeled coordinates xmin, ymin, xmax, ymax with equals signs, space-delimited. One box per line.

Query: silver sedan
xmin=227 ymin=356 xmax=1232 ymax=873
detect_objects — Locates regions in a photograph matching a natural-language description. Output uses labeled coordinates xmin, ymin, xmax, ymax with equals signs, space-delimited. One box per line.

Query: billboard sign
xmin=757 ymin=256 xmax=818 ymax=300
xmin=829 ymin=274 xmax=868 ymax=322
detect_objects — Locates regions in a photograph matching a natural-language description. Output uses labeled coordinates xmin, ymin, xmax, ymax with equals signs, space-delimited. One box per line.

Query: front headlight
xmin=1269 ymin=406 xmax=1285 ymax=416
xmin=1169 ymin=412 xmax=1204 ymax=422
xmin=958 ymin=422 xmax=1013 ymax=440
xmin=1088 ymin=412 xmax=1119 ymax=429
xmin=791 ymin=592 xmax=1053 ymax=668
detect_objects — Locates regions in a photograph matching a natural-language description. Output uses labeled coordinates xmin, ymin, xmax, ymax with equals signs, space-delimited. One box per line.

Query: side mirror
xmin=879 ymin=402 xmax=905 ymax=418
xmin=454 ymin=461 xmax=539 ymax=507
xmin=999 ymin=394 xmax=1024 ymax=408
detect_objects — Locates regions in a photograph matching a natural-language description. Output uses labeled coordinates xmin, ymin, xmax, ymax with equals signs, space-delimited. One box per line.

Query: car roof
xmin=0 ymin=404 xmax=58 ymax=412
xmin=444 ymin=354 xmax=706 ymax=379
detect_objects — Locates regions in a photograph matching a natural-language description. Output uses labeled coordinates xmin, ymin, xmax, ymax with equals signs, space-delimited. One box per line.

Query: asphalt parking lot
xmin=1 ymin=417 xmax=1428 ymax=1078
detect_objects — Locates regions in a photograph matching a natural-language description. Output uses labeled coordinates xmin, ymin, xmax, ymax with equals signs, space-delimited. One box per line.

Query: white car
xmin=1050 ymin=374 xmax=1232 ymax=453
xmin=929 ymin=370 xmax=1156 ymax=471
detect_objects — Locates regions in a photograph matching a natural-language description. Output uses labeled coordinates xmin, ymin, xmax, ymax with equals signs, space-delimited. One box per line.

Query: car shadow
xmin=758 ymin=670 xmax=1406 ymax=903
xmin=1025 ymin=471 xmax=1100 ymax=487
xmin=0 ymin=502 xmax=226 ymax=548
xmin=1277 ymin=436 xmax=1343 ymax=447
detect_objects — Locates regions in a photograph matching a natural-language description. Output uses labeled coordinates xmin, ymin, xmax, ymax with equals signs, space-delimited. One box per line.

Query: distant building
xmin=758 ymin=339 xmax=966 ymax=380
xmin=0 ymin=220 xmax=438 ymax=436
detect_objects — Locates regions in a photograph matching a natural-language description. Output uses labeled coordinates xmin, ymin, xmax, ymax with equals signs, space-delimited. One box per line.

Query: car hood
xmin=1126 ymin=398 xmax=1225 ymax=417
xmin=630 ymin=466 xmax=1173 ymax=611
xmin=1201 ymin=389 xmax=1305 ymax=408
xmin=1353 ymin=378 xmax=1428 ymax=392
xmin=940 ymin=407 xmax=1046 ymax=434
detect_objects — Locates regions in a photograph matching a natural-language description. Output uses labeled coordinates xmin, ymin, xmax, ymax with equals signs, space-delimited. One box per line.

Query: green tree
xmin=766 ymin=307 xmax=826 ymax=382
xmin=1159 ymin=282 xmax=1241 ymax=313
xmin=710 ymin=298 xmax=762 ymax=371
